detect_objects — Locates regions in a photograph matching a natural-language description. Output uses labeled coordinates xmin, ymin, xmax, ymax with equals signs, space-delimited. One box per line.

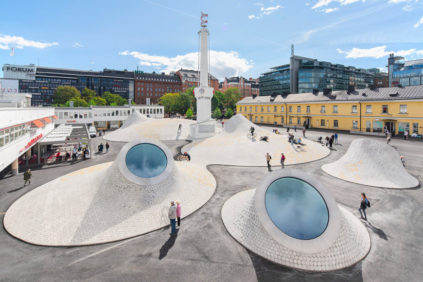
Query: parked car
xmin=88 ymin=126 xmax=97 ymax=138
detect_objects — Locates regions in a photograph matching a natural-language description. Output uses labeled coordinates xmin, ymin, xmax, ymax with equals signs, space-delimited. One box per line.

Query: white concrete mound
xmin=104 ymin=117 xmax=196 ymax=142
xmin=322 ymin=138 xmax=419 ymax=188
xmin=4 ymin=139 xmax=216 ymax=246
xmin=183 ymin=114 xmax=330 ymax=166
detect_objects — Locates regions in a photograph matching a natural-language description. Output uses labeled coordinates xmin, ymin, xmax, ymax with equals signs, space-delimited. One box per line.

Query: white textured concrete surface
xmin=221 ymin=189 xmax=371 ymax=272
xmin=184 ymin=114 xmax=330 ymax=166
xmin=322 ymin=138 xmax=419 ymax=188
xmin=4 ymin=160 xmax=216 ymax=246
xmin=104 ymin=117 xmax=196 ymax=141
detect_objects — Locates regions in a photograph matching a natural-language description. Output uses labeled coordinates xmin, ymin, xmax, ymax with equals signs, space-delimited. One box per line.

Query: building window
xmin=261 ymin=116 xmax=264 ymax=122
xmin=261 ymin=107 xmax=264 ymax=112
xmin=255 ymin=116 xmax=258 ymax=122
xmin=352 ymin=120 xmax=358 ymax=129
xmin=400 ymin=104 xmax=407 ymax=114
xmin=281 ymin=116 xmax=284 ymax=124
xmin=366 ymin=121 xmax=371 ymax=132
xmin=267 ymin=106 xmax=270 ymax=112
xmin=297 ymin=106 xmax=301 ymax=113
xmin=274 ymin=106 xmax=277 ymax=112
xmin=382 ymin=105 xmax=388 ymax=114
xmin=250 ymin=106 xmax=252 ymax=112
xmin=255 ymin=106 xmax=258 ymax=112
xmin=297 ymin=117 xmax=301 ymax=125
xmin=352 ymin=105 xmax=358 ymax=113
xmin=334 ymin=120 xmax=339 ymax=128
xmin=281 ymin=106 xmax=284 ymax=112
xmin=320 ymin=119 xmax=325 ymax=126
xmin=413 ymin=123 xmax=419 ymax=134
xmin=333 ymin=105 xmax=338 ymax=113
xmin=366 ymin=105 xmax=372 ymax=113
xmin=306 ymin=106 xmax=310 ymax=113
xmin=289 ymin=106 xmax=292 ymax=113
xmin=245 ymin=106 xmax=248 ymax=112
xmin=320 ymin=105 xmax=326 ymax=113
xmin=289 ymin=117 xmax=293 ymax=124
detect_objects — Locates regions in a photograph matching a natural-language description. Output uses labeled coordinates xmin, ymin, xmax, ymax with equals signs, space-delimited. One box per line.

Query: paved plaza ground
xmin=0 ymin=128 xmax=422 ymax=281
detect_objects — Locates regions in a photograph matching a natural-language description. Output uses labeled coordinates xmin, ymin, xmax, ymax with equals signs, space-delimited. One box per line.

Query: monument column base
xmin=189 ymin=120 xmax=215 ymax=140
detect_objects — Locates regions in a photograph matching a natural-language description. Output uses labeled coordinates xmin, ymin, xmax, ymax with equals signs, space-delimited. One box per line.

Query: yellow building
xmin=236 ymin=85 xmax=423 ymax=137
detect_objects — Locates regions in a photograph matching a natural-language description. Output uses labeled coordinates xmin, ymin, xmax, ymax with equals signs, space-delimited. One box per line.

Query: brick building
xmin=220 ymin=77 xmax=260 ymax=97
xmin=134 ymin=71 xmax=181 ymax=105
xmin=176 ymin=69 xmax=219 ymax=92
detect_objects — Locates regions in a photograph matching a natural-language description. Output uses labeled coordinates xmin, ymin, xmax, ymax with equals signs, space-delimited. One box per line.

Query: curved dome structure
xmin=104 ymin=117 xmax=196 ymax=142
xmin=222 ymin=169 xmax=370 ymax=271
xmin=4 ymin=139 xmax=216 ymax=246
xmin=322 ymin=139 xmax=419 ymax=188
xmin=183 ymin=114 xmax=330 ymax=166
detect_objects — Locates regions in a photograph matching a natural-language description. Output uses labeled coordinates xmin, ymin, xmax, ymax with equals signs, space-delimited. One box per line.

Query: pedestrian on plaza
xmin=387 ymin=133 xmax=392 ymax=144
xmin=280 ymin=153 xmax=286 ymax=168
xmin=168 ymin=201 xmax=177 ymax=235
xmin=329 ymin=135 xmax=334 ymax=149
xmin=325 ymin=136 xmax=330 ymax=147
xmin=294 ymin=125 xmax=297 ymax=132
xmin=23 ymin=168 xmax=31 ymax=186
xmin=72 ymin=147 xmax=78 ymax=160
xmin=266 ymin=153 xmax=272 ymax=171
xmin=176 ymin=201 xmax=182 ymax=227
xmin=302 ymin=127 xmax=306 ymax=138
xmin=222 ymin=120 xmax=224 ymax=128
xmin=358 ymin=193 xmax=370 ymax=221
xmin=106 ymin=142 xmax=110 ymax=153
xmin=287 ymin=127 xmax=290 ymax=133
xmin=334 ymin=133 xmax=338 ymax=144
xmin=404 ymin=130 xmax=409 ymax=140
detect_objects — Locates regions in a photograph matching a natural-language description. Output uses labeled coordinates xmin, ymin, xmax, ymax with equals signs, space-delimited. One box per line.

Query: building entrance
xmin=384 ymin=121 xmax=395 ymax=136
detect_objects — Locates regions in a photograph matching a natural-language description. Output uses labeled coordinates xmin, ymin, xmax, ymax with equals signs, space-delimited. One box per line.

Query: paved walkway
xmin=0 ymin=132 xmax=422 ymax=281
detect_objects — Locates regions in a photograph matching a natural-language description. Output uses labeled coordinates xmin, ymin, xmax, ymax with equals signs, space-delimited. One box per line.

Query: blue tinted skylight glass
xmin=265 ymin=177 xmax=329 ymax=240
xmin=125 ymin=143 xmax=167 ymax=178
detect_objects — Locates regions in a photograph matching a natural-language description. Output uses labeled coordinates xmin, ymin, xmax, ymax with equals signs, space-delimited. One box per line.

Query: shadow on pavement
xmin=364 ymin=221 xmax=388 ymax=240
xmin=159 ymin=231 xmax=178 ymax=260
xmin=7 ymin=186 xmax=26 ymax=193
xmin=247 ymin=250 xmax=364 ymax=282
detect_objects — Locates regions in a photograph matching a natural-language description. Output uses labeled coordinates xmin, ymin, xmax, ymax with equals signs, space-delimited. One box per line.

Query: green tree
xmin=212 ymin=107 xmax=222 ymax=119
xmin=102 ymin=92 xmax=127 ymax=106
xmin=225 ymin=108 xmax=234 ymax=119
xmin=81 ymin=88 xmax=96 ymax=102
xmin=184 ymin=87 xmax=197 ymax=114
xmin=53 ymin=86 xmax=81 ymax=105
xmin=159 ymin=93 xmax=180 ymax=113
xmin=186 ymin=108 xmax=194 ymax=119
xmin=223 ymin=88 xmax=241 ymax=111
xmin=65 ymin=97 xmax=89 ymax=107
xmin=212 ymin=90 xmax=225 ymax=111
xmin=177 ymin=92 xmax=193 ymax=114
xmin=89 ymin=96 xmax=107 ymax=106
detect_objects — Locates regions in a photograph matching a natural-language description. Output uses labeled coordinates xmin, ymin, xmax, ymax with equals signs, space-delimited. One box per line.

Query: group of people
xmin=98 ymin=142 xmax=110 ymax=153
xmin=168 ymin=201 xmax=182 ymax=235
xmin=265 ymin=152 xmax=286 ymax=171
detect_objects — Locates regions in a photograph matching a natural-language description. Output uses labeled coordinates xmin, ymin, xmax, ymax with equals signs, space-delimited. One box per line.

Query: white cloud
xmin=414 ymin=16 xmax=423 ymax=28
xmin=119 ymin=50 xmax=253 ymax=80
xmin=337 ymin=45 xmax=423 ymax=58
xmin=324 ymin=7 xmax=339 ymax=13
xmin=0 ymin=34 xmax=58 ymax=50
xmin=72 ymin=42 xmax=84 ymax=48
xmin=248 ymin=4 xmax=282 ymax=19
xmin=312 ymin=0 xmax=365 ymax=9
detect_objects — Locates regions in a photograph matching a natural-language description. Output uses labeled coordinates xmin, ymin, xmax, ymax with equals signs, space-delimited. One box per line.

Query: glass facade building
xmin=260 ymin=56 xmax=375 ymax=96
xmin=388 ymin=54 xmax=423 ymax=87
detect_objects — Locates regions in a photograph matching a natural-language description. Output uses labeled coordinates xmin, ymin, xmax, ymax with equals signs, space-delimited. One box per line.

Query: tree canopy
xmin=102 ymin=92 xmax=127 ymax=106
xmin=53 ymin=86 xmax=81 ymax=105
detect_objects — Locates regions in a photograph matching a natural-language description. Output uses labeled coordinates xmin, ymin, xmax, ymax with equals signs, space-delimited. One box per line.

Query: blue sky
xmin=1 ymin=0 xmax=423 ymax=79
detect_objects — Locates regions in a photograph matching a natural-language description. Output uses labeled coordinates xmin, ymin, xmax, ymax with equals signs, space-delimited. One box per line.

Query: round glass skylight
xmin=265 ymin=177 xmax=329 ymax=240
xmin=125 ymin=143 xmax=167 ymax=178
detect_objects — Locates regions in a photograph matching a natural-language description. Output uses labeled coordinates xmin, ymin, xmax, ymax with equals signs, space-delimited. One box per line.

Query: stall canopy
xmin=32 ymin=120 xmax=44 ymax=128
xmin=39 ymin=124 xmax=90 ymax=146
xmin=52 ymin=115 xmax=58 ymax=120
xmin=43 ymin=117 xmax=52 ymax=124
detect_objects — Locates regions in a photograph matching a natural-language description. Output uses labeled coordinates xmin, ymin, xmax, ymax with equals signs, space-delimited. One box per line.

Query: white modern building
xmin=0 ymin=107 xmax=56 ymax=175
xmin=55 ymin=105 xmax=164 ymax=130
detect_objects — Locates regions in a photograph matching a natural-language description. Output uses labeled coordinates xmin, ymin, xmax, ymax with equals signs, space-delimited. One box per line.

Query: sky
xmin=1 ymin=0 xmax=423 ymax=80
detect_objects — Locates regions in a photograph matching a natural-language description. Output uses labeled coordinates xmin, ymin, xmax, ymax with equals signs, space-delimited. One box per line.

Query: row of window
xmin=57 ymin=108 xmax=163 ymax=120
xmin=239 ymin=104 xmax=408 ymax=114
xmin=0 ymin=124 xmax=31 ymax=148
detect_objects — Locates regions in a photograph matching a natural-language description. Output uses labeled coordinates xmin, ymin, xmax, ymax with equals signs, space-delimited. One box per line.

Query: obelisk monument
xmin=190 ymin=12 xmax=215 ymax=139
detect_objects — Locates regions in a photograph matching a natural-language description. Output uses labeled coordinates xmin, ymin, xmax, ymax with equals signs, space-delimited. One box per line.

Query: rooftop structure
xmin=388 ymin=54 xmax=423 ymax=87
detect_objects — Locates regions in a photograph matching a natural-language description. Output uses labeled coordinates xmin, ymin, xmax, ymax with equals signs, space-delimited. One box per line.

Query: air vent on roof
xmin=362 ymin=93 xmax=367 ymax=97
xmin=252 ymin=94 xmax=257 ymax=99
xmin=389 ymin=92 xmax=399 ymax=97
xmin=323 ymin=88 xmax=332 ymax=95
xmin=312 ymin=88 xmax=319 ymax=95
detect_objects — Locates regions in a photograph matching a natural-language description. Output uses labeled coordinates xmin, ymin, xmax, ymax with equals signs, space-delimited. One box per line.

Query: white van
xmin=88 ymin=126 xmax=97 ymax=138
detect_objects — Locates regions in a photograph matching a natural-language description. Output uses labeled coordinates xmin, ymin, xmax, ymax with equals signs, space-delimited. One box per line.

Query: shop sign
xmin=66 ymin=120 xmax=77 ymax=123
xmin=20 ymin=133 xmax=43 ymax=153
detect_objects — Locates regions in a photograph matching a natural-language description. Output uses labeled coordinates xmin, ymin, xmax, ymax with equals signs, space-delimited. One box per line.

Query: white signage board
xmin=2 ymin=64 xmax=36 ymax=80
xmin=0 ymin=78 xmax=19 ymax=94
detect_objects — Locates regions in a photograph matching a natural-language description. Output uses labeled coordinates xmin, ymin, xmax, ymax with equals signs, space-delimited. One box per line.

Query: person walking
xmin=105 ymin=142 xmax=110 ymax=153
xmin=23 ymin=168 xmax=32 ymax=186
xmin=358 ymin=193 xmax=370 ymax=220
xmin=404 ymin=130 xmax=409 ymax=140
xmin=302 ymin=127 xmax=306 ymax=138
xmin=168 ymin=201 xmax=177 ymax=235
xmin=294 ymin=125 xmax=297 ymax=132
xmin=329 ymin=135 xmax=334 ymax=149
xmin=280 ymin=153 xmax=286 ymax=168
xmin=387 ymin=133 xmax=392 ymax=144
xmin=266 ymin=153 xmax=272 ymax=171
xmin=176 ymin=201 xmax=182 ymax=227
xmin=334 ymin=133 xmax=338 ymax=144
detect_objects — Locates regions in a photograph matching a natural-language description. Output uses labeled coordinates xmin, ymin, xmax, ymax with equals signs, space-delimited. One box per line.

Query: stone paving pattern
xmin=222 ymin=189 xmax=370 ymax=271
xmin=322 ymin=138 xmax=419 ymax=188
